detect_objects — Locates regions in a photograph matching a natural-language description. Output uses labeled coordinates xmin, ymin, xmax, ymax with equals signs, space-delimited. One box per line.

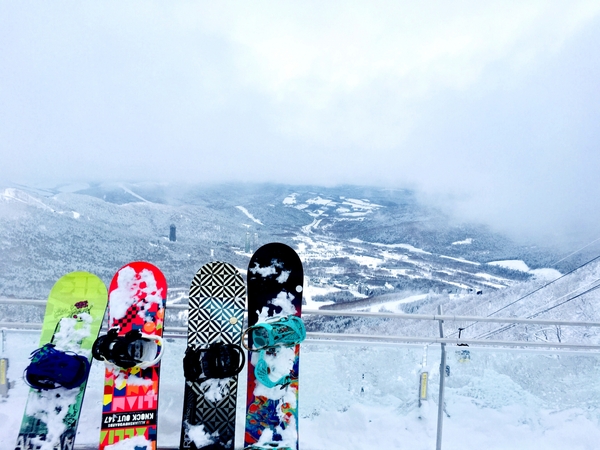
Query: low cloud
xmin=1 ymin=1 xmax=599 ymax=246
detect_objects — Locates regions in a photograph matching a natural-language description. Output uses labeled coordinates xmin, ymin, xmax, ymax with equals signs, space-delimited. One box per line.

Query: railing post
xmin=418 ymin=345 xmax=429 ymax=408
xmin=0 ymin=357 xmax=8 ymax=397
xmin=436 ymin=305 xmax=446 ymax=450
xmin=0 ymin=330 xmax=8 ymax=397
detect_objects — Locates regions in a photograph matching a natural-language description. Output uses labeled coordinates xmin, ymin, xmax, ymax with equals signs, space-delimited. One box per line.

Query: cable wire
xmin=476 ymin=279 xmax=600 ymax=339
xmin=448 ymin=253 xmax=600 ymax=338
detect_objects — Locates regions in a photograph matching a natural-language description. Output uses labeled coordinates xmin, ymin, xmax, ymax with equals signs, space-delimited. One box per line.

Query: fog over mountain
xmin=2 ymin=2 xmax=600 ymax=248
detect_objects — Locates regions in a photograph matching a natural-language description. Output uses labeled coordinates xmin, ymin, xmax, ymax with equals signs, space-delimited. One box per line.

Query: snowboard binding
xmin=242 ymin=315 xmax=306 ymax=352
xmin=92 ymin=328 xmax=164 ymax=369
xmin=243 ymin=316 xmax=305 ymax=389
xmin=253 ymin=347 xmax=299 ymax=389
xmin=24 ymin=343 xmax=91 ymax=390
xmin=183 ymin=342 xmax=245 ymax=383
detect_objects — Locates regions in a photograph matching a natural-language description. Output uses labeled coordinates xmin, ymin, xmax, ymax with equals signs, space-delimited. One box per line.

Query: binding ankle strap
xmin=242 ymin=316 xmax=306 ymax=352
xmin=93 ymin=328 xmax=164 ymax=370
xmin=183 ymin=342 xmax=245 ymax=383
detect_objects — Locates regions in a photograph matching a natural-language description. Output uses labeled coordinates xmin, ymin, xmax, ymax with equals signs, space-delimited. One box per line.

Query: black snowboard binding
xmin=24 ymin=343 xmax=90 ymax=390
xmin=183 ymin=342 xmax=245 ymax=384
xmin=92 ymin=328 xmax=163 ymax=369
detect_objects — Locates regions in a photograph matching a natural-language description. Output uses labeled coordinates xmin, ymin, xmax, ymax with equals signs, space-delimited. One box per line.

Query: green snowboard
xmin=15 ymin=272 xmax=108 ymax=450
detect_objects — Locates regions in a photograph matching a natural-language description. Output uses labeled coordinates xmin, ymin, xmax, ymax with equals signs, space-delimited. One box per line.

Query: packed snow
xmin=487 ymin=261 xmax=563 ymax=282
xmin=530 ymin=268 xmax=562 ymax=280
xmin=440 ymin=255 xmax=480 ymax=266
xmin=235 ymin=206 xmax=263 ymax=225
xmin=199 ymin=378 xmax=231 ymax=403
xmin=452 ymin=238 xmax=473 ymax=245
xmin=119 ymin=185 xmax=151 ymax=203
xmin=361 ymin=294 xmax=428 ymax=313
xmin=350 ymin=239 xmax=432 ymax=255
xmin=282 ymin=193 xmax=298 ymax=205
xmin=2 ymin=330 xmax=600 ymax=449
xmin=285 ymin=194 xmax=382 ymax=223
xmin=302 ymin=284 xmax=337 ymax=309
xmin=109 ymin=266 xmax=164 ymax=321
xmin=104 ymin=434 xmax=152 ymax=449
xmin=306 ymin=196 xmax=335 ymax=206
xmin=186 ymin=422 xmax=217 ymax=447
xmin=488 ymin=260 xmax=531 ymax=272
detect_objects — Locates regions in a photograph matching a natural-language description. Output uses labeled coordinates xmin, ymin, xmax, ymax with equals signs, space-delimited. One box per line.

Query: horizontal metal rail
xmin=0 ymin=323 xmax=191 ymax=333
xmin=0 ymin=322 xmax=42 ymax=330
xmin=306 ymin=332 xmax=600 ymax=350
xmin=0 ymin=298 xmax=51 ymax=306
xmin=302 ymin=339 xmax=600 ymax=356
xmin=302 ymin=309 xmax=600 ymax=328
xmin=4 ymin=298 xmax=600 ymax=328
xmin=0 ymin=298 xmax=190 ymax=309
xmin=2 ymin=322 xmax=598 ymax=351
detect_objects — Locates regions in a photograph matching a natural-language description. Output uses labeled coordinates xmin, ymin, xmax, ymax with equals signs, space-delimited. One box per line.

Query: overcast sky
xmin=1 ymin=1 xmax=599 ymax=246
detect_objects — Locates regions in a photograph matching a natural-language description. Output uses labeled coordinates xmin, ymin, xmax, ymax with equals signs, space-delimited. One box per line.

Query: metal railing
xmin=3 ymin=300 xmax=600 ymax=350
xmin=3 ymin=297 xmax=600 ymax=450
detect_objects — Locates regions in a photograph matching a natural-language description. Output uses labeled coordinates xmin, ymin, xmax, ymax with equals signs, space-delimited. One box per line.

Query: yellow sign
xmin=0 ymin=359 xmax=6 ymax=385
xmin=420 ymin=372 xmax=428 ymax=399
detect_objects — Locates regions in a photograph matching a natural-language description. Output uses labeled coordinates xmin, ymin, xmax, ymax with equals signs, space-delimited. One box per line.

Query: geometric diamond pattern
xmin=180 ymin=261 xmax=246 ymax=450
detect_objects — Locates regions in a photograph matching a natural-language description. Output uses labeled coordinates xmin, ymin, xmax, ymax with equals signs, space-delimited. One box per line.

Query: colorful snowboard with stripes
xmin=244 ymin=243 xmax=304 ymax=450
xmin=180 ymin=261 xmax=246 ymax=449
xmin=99 ymin=262 xmax=167 ymax=450
xmin=15 ymin=271 xmax=108 ymax=450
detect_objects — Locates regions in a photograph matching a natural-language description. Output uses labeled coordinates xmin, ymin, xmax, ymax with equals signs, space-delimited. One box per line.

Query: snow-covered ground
xmin=235 ymin=206 xmax=264 ymax=225
xmin=303 ymin=284 xmax=337 ymax=309
xmin=2 ymin=330 xmax=600 ymax=449
xmin=487 ymin=260 xmax=562 ymax=281
xmin=359 ymin=293 xmax=428 ymax=313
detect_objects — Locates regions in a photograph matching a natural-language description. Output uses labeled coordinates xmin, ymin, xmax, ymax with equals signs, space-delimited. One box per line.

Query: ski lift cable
xmin=529 ymin=282 xmax=600 ymax=319
xmin=476 ymin=278 xmax=600 ymax=339
xmin=485 ymin=254 xmax=600 ymax=318
xmin=447 ymin=253 xmax=600 ymax=338
xmin=476 ymin=280 xmax=600 ymax=340
xmin=478 ymin=282 xmax=600 ymax=340
xmin=491 ymin=236 xmax=600 ymax=318
xmin=551 ymin=235 xmax=600 ymax=267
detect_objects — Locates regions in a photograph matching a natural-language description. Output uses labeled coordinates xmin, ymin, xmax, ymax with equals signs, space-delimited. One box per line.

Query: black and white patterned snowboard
xmin=180 ymin=261 xmax=246 ymax=450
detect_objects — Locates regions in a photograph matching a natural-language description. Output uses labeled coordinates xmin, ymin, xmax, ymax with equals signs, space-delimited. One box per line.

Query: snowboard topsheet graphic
xmin=180 ymin=261 xmax=246 ymax=449
xmin=244 ymin=243 xmax=304 ymax=450
xmin=97 ymin=262 xmax=167 ymax=450
xmin=16 ymin=271 xmax=108 ymax=450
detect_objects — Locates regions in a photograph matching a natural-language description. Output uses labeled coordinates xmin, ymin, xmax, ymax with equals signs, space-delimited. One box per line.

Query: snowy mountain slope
xmin=306 ymin=255 xmax=600 ymax=351
xmin=0 ymin=182 xmax=560 ymax=301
